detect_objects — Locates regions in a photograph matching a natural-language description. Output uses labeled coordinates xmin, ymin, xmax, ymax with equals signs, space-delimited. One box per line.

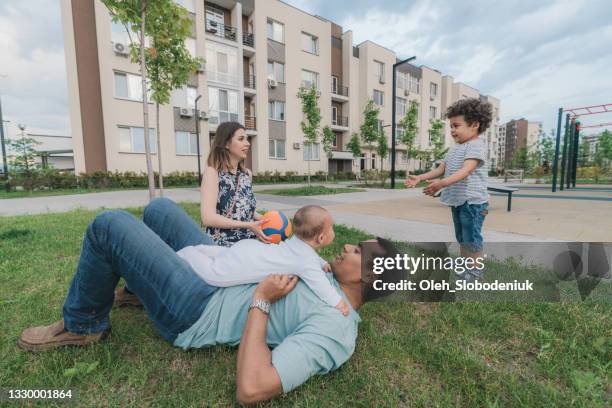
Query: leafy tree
xmin=429 ymin=119 xmax=447 ymax=164
xmin=594 ymin=130 xmax=612 ymax=171
xmin=321 ymin=126 xmax=335 ymax=159
xmin=359 ymin=99 xmax=380 ymax=169
xmin=8 ymin=135 xmax=40 ymax=174
xmin=511 ymin=147 xmax=537 ymax=173
xmin=577 ymin=138 xmax=591 ymax=168
xmin=146 ymin=1 xmax=202 ymax=196
xmin=297 ymin=86 xmax=321 ymax=186
xmin=398 ymin=100 xmax=419 ymax=172
xmin=346 ymin=132 xmax=362 ymax=174
xmin=537 ymin=136 xmax=554 ymax=171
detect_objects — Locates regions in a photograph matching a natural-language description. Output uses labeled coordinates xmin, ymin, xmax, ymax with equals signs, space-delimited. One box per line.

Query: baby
xmin=177 ymin=205 xmax=350 ymax=316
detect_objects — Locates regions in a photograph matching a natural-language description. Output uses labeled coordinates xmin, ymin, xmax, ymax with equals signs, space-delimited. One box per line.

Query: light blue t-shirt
xmin=173 ymin=275 xmax=361 ymax=393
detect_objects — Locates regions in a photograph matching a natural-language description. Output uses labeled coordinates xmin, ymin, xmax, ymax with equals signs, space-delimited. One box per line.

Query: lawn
xmin=0 ymin=204 xmax=610 ymax=406
xmin=257 ymin=185 xmax=365 ymax=196
xmin=0 ymin=186 xmax=197 ymax=200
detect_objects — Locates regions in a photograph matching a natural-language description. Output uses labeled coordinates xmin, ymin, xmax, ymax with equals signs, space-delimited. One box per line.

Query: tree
xmin=346 ymin=132 xmax=362 ymax=176
xmin=537 ymin=136 xmax=555 ymax=170
xmin=297 ymin=86 xmax=321 ymax=186
xmin=511 ymin=147 xmax=537 ymax=173
xmin=398 ymin=100 xmax=418 ymax=172
xmin=359 ymin=100 xmax=380 ymax=169
xmin=594 ymin=130 xmax=612 ymax=171
xmin=103 ymin=0 xmax=164 ymax=200
xmin=7 ymin=135 xmax=40 ymax=174
xmin=577 ymin=138 xmax=591 ymax=168
xmin=321 ymin=126 xmax=335 ymax=160
xmin=145 ymin=2 xmax=202 ymax=196
xmin=429 ymin=119 xmax=447 ymax=165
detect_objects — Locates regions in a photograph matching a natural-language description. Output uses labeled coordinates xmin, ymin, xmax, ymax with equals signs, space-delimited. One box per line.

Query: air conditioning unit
xmin=199 ymin=111 xmax=207 ymax=120
xmin=404 ymin=89 xmax=409 ymax=96
xmin=267 ymin=78 xmax=278 ymax=88
xmin=179 ymin=108 xmax=193 ymax=117
xmin=196 ymin=62 xmax=205 ymax=73
xmin=206 ymin=20 xmax=218 ymax=33
xmin=293 ymin=142 xmax=301 ymax=150
xmin=316 ymin=90 xmax=322 ymax=97
xmin=113 ymin=42 xmax=129 ymax=56
xmin=379 ymin=76 xmax=386 ymax=84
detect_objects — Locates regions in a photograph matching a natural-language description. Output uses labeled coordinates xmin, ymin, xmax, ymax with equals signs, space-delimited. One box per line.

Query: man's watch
xmin=248 ymin=299 xmax=271 ymax=315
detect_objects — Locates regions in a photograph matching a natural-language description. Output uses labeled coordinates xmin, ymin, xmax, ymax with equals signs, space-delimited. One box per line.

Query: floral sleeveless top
xmin=206 ymin=169 xmax=257 ymax=247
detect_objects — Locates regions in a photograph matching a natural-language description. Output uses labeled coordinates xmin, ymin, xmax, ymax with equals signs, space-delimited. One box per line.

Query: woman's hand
xmin=253 ymin=275 xmax=299 ymax=303
xmin=246 ymin=220 xmax=272 ymax=243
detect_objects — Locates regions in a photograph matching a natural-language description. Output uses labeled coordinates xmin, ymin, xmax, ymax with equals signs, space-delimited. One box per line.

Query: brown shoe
xmin=113 ymin=287 xmax=142 ymax=308
xmin=18 ymin=320 xmax=110 ymax=352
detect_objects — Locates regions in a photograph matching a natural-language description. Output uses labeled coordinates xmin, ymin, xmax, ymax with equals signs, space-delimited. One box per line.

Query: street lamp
xmin=0 ymin=74 xmax=8 ymax=176
xmin=391 ymin=56 xmax=416 ymax=189
xmin=194 ymin=95 xmax=203 ymax=184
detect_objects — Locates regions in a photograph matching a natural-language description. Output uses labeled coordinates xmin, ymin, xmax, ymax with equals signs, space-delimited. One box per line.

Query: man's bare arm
xmin=236 ymin=275 xmax=298 ymax=405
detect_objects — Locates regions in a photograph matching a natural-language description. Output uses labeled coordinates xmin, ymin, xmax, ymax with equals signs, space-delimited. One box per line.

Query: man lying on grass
xmin=18 ymin=197 xmax=396 ymax=405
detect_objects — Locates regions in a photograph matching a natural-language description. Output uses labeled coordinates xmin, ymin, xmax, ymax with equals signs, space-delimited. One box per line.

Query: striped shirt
xmin=440 ymin=137 xmax=489 ymax=206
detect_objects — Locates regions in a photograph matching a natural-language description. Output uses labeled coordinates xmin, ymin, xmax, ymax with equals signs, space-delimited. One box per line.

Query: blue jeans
xmin=62 ymin=198 xmax=218 ymax=343
xmin=450 ymin=202 xmax=488 ymax=253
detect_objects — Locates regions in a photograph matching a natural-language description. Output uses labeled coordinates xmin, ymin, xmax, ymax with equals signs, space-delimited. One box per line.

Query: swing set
xmin=551 ymin=103 xmax=612 ymax=192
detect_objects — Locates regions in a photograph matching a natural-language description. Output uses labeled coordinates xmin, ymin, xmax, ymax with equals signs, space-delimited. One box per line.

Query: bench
xmin=487 ymin=185 xmax=519 ymax=212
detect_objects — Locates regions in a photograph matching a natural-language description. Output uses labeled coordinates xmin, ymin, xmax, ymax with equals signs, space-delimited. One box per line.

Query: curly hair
xmin=445 ymin=98 xmax=493 ymax=134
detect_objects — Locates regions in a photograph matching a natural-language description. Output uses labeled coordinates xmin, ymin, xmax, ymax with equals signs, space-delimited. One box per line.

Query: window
xmin=266 ymin=19 xmax=284 ymax=43
xmin=111 ymin=20 xmax=130 ymax=44
xmin=397 ymin=72 xmax=407 ymax=89
xmin=172 ymin=85 xmax=197 ymax=108
xmin=375 ymin=60 xmax=385 ymax=83
xmin=332 ymin=133 xmax=338 ymax=148
xmin=430 ymin=82 xmax=438 ymax=97
xmin=114 ymin=72 xmax=151 ymax=101
xmin=410 ymin=76 xmax=420 ymax=93
xmin=301 ymin=32 xmax=318 ymax=54
xmin=303 ymin=142 xmax=320 ymax=161
xmin=429 ymin=106 xmax=437 ymax=120
xmin=401 ymin=152 xmax=408 ymax=163
xmin=332 ymin=76 xmax=338 ymax=93
xmin=373 ymin=89 xmax=384 ymax=106
xmin=119 ymin=126 xmax=156 ymax=153
xmin=397 ymin=127 xmax=405 ymax=140
xmin=205 ymin=42 xmax=238 ymax=85
xmin=205 ymin=6 xmax=224 ymax=26
xmin=377 ymin=120 xmax=384 ymax=133
xmin=208 ymin=87 xmax=239 ymax=124
xmin=268 ymin=100 xmax=285 ymax=120
xmin=332 ymin=106 xmax=338 ymax=125
xmin=300 ymin=70 xmax=319 ymax=90
xmin=175 ymin=131 xmax=198 ymax=155
xmin=269 ymin=139 xmax=286 ymax=159
xmin=396 ymin=97 xmax=407 ymax=116
xmin=371 ymin=153 xmax=376 ymax=169
xmin=267 ymin=61 xmax=285 ymax=82
xmin=175 ymin=0 xmax=195 ymax=13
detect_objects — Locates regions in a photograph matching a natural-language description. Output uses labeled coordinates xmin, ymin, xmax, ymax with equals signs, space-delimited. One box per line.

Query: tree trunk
xmin=156 ymin=101 xmax=164 ymax=196
xmin=307 ymin=151 xmax=311 ymax=187
xmin=140 ymin=0 xmax=156 ymax=201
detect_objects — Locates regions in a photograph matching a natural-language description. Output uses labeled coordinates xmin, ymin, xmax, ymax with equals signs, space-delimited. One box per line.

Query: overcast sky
xmin=0 ymin=0 xmax=610 ymax=141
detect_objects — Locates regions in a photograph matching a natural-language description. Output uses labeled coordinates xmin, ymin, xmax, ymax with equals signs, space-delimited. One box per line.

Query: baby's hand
xmin=335 ymin=299 xmax=349 ymax=316
xmin=323 ymin=262 xmax=332 ymax=273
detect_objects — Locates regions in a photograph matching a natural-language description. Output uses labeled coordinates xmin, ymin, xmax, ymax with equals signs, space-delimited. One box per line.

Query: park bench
xmin=487 ymin=184 xmax=519 ymax=212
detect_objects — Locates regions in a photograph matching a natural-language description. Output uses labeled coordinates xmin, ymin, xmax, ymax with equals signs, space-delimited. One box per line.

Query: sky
xmin=0 ymin=0 xmax=611 ymax=143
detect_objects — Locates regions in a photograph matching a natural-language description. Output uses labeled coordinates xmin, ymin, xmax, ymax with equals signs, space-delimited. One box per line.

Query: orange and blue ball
xmin=260 ymin=210 xmax=292 ymax=244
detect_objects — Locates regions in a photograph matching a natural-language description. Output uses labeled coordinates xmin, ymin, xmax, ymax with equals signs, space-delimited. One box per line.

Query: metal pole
xmin=565 ymin=118 xmax=576 ymax=190
xmin=572 ymin=121 xmax=580 ymax=188
xmin=195 ymin=95 xmax=202 ymax=185
xmin=391 ymin=56 xmax=416 ymax=189
xmin=551 ymin=108 xmax=562 ymax=192
xmin=559 ymin=114 xmax=570 ymax=191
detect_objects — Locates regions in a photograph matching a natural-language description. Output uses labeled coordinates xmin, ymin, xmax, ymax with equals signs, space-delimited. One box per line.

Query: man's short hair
xmin=293 ymin=205 xmax=329 ymax=240
xmin=445 ymin=98 xmax=493 ymax=134
xmin=361 ymin=237 xmax=407 ymax=302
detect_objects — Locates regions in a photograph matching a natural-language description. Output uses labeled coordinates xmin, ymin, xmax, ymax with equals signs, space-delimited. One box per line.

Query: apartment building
xmin=503 ymin=118 xmax=542 ymax=166
xmin=61 ymin=0 xmax=501 ymax=176
xmin=497 ymin=124 xmax=506 ymax=169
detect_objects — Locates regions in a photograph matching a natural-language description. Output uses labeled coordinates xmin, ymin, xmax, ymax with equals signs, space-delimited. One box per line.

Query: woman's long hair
xmin=207 ymin=121 xmax=246 ymax=173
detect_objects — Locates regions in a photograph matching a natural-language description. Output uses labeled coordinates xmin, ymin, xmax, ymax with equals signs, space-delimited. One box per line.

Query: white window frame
xmin=205 ymin=42 xmax=238 ymax=85
xmin=430 ymin=82 xmax=438 ymax=97
xmin=266 ymin=18 xmax=284 ymax=43
xmin=396 ymin=97 xmax=407 ymax=116
xmin=300 ymin=69 xmax=319 ymax=90
xmin=268 ymin=100 xmax=285 ymax=121
xmin=429 ymin=106 xmax=437 ymax=120
xmin=114 ymin=71 xmax=151 ymax=102
xmin=332 ymin=106 xmax=338 ymax=125
xmin=303 ymin=142 xmax=320 ymax=161
xmin=410 ymin=76 xmax=420 ymax=93
xmin=172 ymin=85 xmax=197 ymax=108
xmin=301 ymin=32 xmax=319 ymax=55
xmin=269 ymin=139 xmax=286 ymax=159
xmin=373 ymin=89 xmax=384 ymax=106
xmin=331 ymin=76 xmax=338 ymax=93
xmin=119 ymin=126 xmax=156 ymax=154
xmin=397 ymin=72 xmax=407 ymax=89
xmin=375 ymin=60 xmax=385 ymax=82
xmin=208 ymin=86 xmax=239 ymax=124
xmin=175 ymin=131 xmax=198 ymax=155
xmin=267 ymin=60 xmax=285 ymax=82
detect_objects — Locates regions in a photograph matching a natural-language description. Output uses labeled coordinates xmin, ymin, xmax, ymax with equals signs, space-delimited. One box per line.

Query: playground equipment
xmin=551 ymin=103 xmax=612 ymax=192
xmin=503 ymin=169 xmax=524 ymax=183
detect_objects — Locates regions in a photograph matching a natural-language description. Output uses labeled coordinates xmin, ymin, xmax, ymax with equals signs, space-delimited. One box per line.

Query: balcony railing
xmin=245 ymin=115 xmax=256 ymax=130
xmin=243 ymin=32 xmax=254 ymax=47
xmin=205 ymin=19 xmax=237 ymax=41
xmin=332 ymin=84 xmax=349 ymax=97
xmin=332 ymin=116 xmax=349 ymax=127
xmin=244 ymin=75 xmax=256 ymax=89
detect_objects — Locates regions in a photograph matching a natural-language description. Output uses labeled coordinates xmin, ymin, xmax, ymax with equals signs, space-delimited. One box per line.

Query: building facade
xmin=61 ymin=0 xmax=501 ymax=175
xmin=503 ymin=118 xmax=542 ymax=166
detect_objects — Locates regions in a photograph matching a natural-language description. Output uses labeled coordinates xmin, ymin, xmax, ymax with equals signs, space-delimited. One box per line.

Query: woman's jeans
xmin=62 ymin=198 xmax=218 ymax=343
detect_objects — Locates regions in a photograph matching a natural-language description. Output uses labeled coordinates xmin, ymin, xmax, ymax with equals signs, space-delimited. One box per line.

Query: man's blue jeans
xmin=62 ymin=198 xmax=218 ymax=343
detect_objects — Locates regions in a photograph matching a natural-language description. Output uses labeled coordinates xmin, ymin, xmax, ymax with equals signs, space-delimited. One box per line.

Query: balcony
xmin=243 ymin=32 xmax=254 ymax=47
xmin=331 ymin=116 xmax=349 ymax=131
xmin=205 ymin=19 xmax=236 ymax=42
xmin=331 ymin=83 xmax=349 ymax=102
xmin=244 ymin=75 xmax=256 ymax=92
xmin=245 ymin=115 xmax=257 ymax=134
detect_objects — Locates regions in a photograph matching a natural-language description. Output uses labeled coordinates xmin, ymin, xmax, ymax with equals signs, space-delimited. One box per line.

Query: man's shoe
xmin=113 ymin=287 xmax=142 ymax=308
xmin=17 ymin=320 xmax=110 ymax=352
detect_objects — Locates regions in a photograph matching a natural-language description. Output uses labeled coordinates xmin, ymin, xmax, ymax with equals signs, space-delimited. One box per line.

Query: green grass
xmin=258 ymin=185 xmax=365 ymax=196
xmin=0 ymin=186 xmax=197 ymax=199
xmin=1 ymin=204 xmax=611 ymax=406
